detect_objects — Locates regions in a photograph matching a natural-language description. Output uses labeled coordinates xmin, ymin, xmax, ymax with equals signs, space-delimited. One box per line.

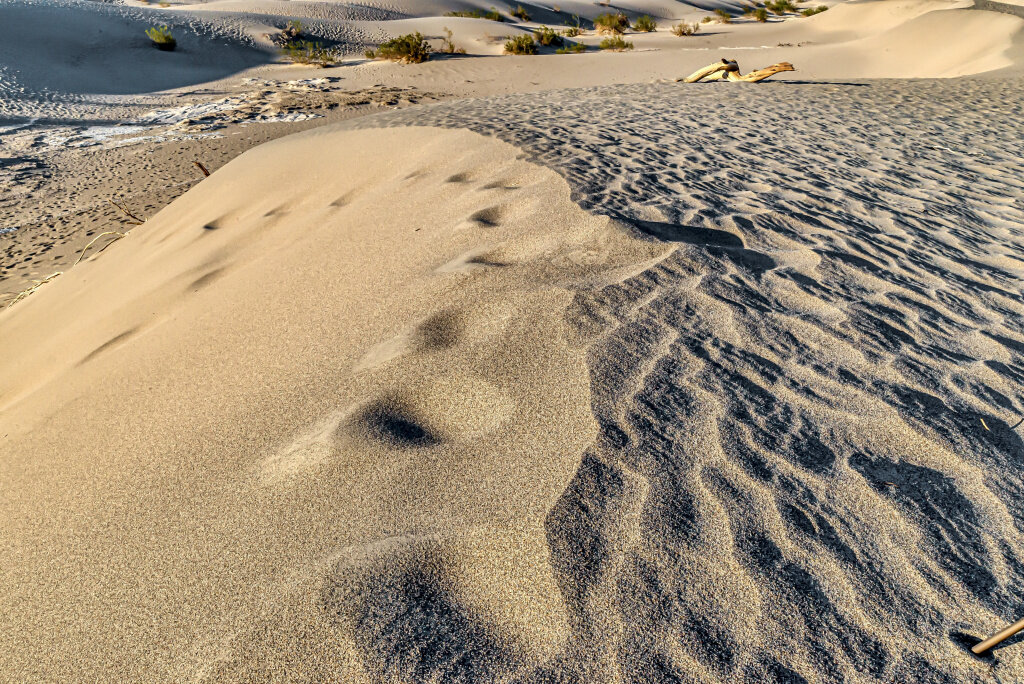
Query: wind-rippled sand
xmin=2 ymin=75 xmax=1024 ymax=682
xmin=349 ymin=77 xmax=1024 ymax=681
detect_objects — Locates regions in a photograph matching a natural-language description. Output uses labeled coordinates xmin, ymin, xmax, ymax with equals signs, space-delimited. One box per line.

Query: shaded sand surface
xmin=3 ymin=71 xmax=1024 ymax=683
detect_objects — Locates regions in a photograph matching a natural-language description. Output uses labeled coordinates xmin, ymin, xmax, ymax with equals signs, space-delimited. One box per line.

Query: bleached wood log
xmin=680 ymin=59 xmax=794 ymax=83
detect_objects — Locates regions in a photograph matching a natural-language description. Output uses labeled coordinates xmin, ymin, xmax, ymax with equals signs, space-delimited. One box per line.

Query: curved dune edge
xmin=0 ymin=126 xmax=666 ymax=681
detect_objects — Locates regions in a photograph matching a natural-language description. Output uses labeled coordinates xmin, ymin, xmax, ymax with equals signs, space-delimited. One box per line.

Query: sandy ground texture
xmin=3 ymin=0 xmax=1024 ymax=682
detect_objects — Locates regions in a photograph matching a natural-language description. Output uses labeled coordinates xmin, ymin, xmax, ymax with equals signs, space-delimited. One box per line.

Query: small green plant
xmin=598 ymin=35 xmax=633 ymax=50
xmin=714 ymin=8 xmax=733 ymax=22
xmin=753 ymin=7 xmax=769 ymax=21
xmin=504 ymin=33 xmax=537 ymax=53
xmin=800 ymin=4 xmax=828 ymax=15
xmin=511 ymin=4 xmax=531 ymax=20
xmin=670 ymin=22 xmax=699 ymax=36
xmin=556 ymin=41 xmax=586 ymax=53
xmin=283 ymin=41 xmax=337 ymax=66
xmin=145 ymin=25 xmax=176 ymax=50
xmin=766 ymin=0 xmax=796 ymax=12
xmin=445 ymin=9 xmax=504 ymax=21
xmin=594 ymin=12 xmax=629 ymax=34
xmin=701 ymin=15 xmax=714 ymax=23
xmin=533 ymin=25 xmax=564 ymax=45
xmin=633 ymin=15 xmax=657 ymax=32
xmin=440 ymin=27 xmax=468 ymax=53
xmin=562 ymin=25 xmax=581 ymax=36
xmin=365 ymin=32 xmax=431 ymax=62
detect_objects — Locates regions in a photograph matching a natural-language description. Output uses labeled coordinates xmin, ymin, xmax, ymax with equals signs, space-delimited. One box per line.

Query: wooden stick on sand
xmin=973 ymin=617 xmax=1024 ymax=655
xmin=680 ymin=58 xmax=795 ymax=83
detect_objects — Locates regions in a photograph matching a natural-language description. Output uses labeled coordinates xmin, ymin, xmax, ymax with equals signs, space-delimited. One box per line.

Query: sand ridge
xmin=0 ymin=125 xmax=665 ymax=681
xmin=3 ymin=0 xmax=1024 ymax=681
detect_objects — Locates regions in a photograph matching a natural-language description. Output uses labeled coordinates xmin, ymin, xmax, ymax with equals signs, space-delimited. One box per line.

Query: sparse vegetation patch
xmin=440 ymin=27 xmax=468 ymax=54
xmin=511 ymin=4 xmax=531 ymax=20
xmin=365 ymin=32 xmax=431 ymax=63
xmin=714 ymin=8 xmax=733 ymax=23
xmin=670 ymin=22 xmax=699 ymax=36
xmin=146 ymin=25 xmax=176 ymax=50
xmin=594 ymin=12 xmax=629 ymax=34
xmin=534 ymin=26 xmax=564 ymax=45
xmin=801 ymin=4 xmax=828 ymax=15
xmin=633 ymin=15 xmax=657 ymax=32
xmin=444 ymin=9 xmax=504 ymax=21
xmin=598 ymin=35 xmax=633 ymax=50
xmin=284 ymin=41 xmax=338 ymax=66
xmin=504 ymin=34 xmax=537 ymax=54
xmin=556 ymin=41 xmax=586 ymax=53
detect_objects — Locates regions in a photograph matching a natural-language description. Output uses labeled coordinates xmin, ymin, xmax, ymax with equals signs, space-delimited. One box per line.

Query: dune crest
xmin=0 ymin=125 xmax=665 ymax=681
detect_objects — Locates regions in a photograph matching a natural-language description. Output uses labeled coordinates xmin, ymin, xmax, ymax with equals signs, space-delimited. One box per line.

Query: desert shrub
xmin=445 ymin=9 xmax=504 ymax=21
xmin=598 ymin=35 xmax=633 ymax=50
xmin=511 ymin=4 xmax=531 ymax=20
xmin=594 ymin=12 xmax=629 ymax=34
xmin=633 ymin=14 xmax=657 ymax=32
xmin=801 ymin=4 xmax=827 ymax=14
xmin=556 ymin=41 xmax=586 ymax=53
xmin=282 ymin=20 xmax=303 ymax=40
xmin=504 ymin=34 xmax=537 ymax=53
xmin=284 ymin=41 xmax=337 ymax=66
xmin=670 ymin=22 xmax=699 ymax=36
xmin=533 ymin=25 xmax=564 ymax=45
xmin=766 ymin=0 xmax=796 ymax=13
xmin=365 ymin=32 xmax=431 ymax=62
xmin=701 ymin=15 xmax=714 ymax=23
xmin=562 ymin=25 xmax=581 ymax=36
xmin=754 ymin=7 xmax=769 ymax=21
xmin=146 ymin=25 xmax=176 ymax=49
xmin=440 ymin=27 xmax=468 ymax=53
xmin=714 ymin=8 xmax=732 ymax=22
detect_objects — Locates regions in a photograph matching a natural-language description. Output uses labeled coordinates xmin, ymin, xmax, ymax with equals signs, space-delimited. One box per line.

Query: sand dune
xmin=4 ymin=0 xmax=1024 ymax=682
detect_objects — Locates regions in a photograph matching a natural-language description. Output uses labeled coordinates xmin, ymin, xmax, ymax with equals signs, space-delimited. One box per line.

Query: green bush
xmin=504 ymin=33 xmax=537 ymax=54
xmin=511 ymin=4 xmax=531 ymax=20
xmin=633 ymin=15 xmax=657 ymax=32
xmin=534 ymin=25 xmax=564 ymax=45
xmin=594 ymin=12 xmax=629 ymax=34
xmin=800 ymin=4 xmax=828 ymax=15
xmin=365 ymin=32 xmax=431 ymax=63
xmin=562 ymin=25 xmax=581 ymax=36
xmin=145 ymin=25 xmax=176 ymax=49
xmin=598 ymin=35 xmax=633 ymax=50
xmin=556 ymin=41 xmax=586 ymax=53
xmin=766 ymin=0 xmax=796 ymax=13
xmin=284 ymin=41 xmax=337 ymax=66
xmin=714 ymin=8 xmax=732 ymax=22
xmin=701 ymin=15 xmax=714 ymax=23
xmin=670 ymin=22 xmax=699 ymax=36
xmin=753 ymin=7 xmax=768 ymax=21
xmin=444 ymin=9 xmax=504 ymax=21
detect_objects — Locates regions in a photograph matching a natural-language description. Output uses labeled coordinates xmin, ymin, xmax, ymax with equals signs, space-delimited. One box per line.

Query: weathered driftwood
xmin=972 ymin=617 xmax=1024 ymax=655
xmin=680 ymin=58 xmax=795 ymax=83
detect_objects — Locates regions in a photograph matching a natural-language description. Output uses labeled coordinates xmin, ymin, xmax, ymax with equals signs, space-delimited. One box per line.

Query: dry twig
xmin=74 ymin=231 xmax=127 ymax=266
xmin=108 ymin=197 xmax=145 ymax=225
